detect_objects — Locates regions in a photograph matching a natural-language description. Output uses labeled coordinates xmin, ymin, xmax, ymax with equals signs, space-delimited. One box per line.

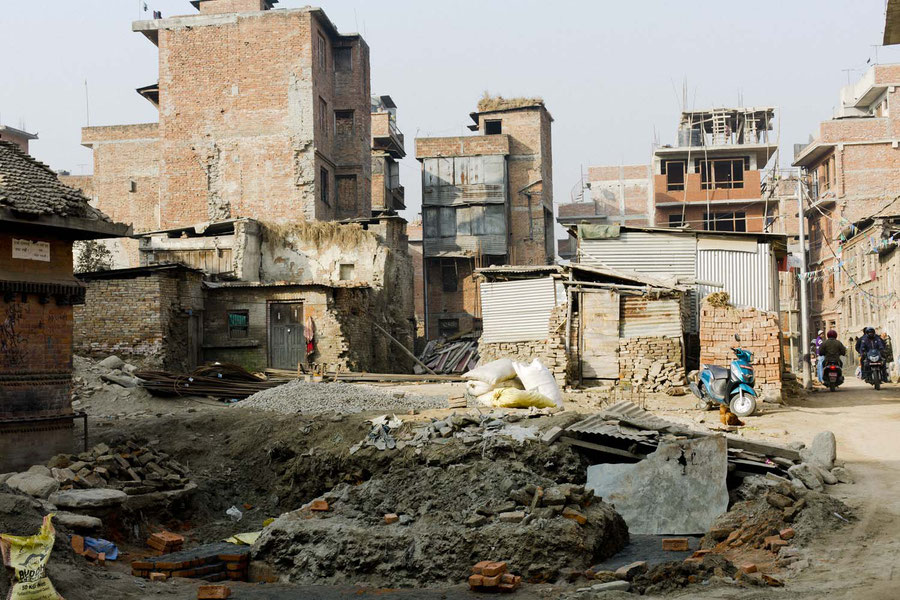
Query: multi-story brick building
xmin=0 ymin=140 xmax=129 ymax=470
xmin=558 ymin=107 xmax=778 ymax=243
xmin=415 ymin=96 xmax=554 ymax=340
xmin=78 ymin=0 xmax=372 ymax=261
xmin=371 ymin=95 xmax=405 ymax=214
xmin=793 ymin=64 xmax=900 ymax=337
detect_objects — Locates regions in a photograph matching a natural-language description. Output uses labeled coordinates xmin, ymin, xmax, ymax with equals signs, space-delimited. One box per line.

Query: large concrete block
xmin=586 ymin=436 xmax=729 ymax=535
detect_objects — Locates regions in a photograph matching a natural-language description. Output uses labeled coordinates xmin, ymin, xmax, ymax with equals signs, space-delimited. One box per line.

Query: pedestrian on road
xmin=813 ymin=330 xmax=825 ymax=383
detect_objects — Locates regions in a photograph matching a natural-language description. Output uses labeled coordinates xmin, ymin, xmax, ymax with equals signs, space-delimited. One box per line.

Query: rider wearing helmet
xmin=818 ymin=329 xmax=846 ymax=379
xmin=859 ymin=327 xmax=887 ymax=379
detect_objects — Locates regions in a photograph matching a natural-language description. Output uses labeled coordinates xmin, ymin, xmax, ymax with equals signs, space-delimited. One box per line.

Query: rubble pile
xmin=45 ymin=441 xmax=191 ymax=495
xmin=240 ymin=380 xmax=445 ymax=414
xmin=416 ymin=334 xmax=479 ymax=374
xmin=253 ymin=458 xmax=628 ymax=586
xmin=72 ymin=355 xmax=154 ymax=412
xmin=131 ymin=541 xmax=250 ymax=582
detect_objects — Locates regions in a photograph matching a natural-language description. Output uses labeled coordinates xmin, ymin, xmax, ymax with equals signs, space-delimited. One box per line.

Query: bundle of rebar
xmin=135 ymin=363 xmax=288 ymax=400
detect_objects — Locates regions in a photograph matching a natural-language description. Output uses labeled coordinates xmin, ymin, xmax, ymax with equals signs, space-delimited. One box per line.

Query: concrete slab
xmin=586 ymin=436 xmax=729 ymax=535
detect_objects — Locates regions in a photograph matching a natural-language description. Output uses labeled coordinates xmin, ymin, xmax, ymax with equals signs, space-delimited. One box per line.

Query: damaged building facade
xmin=559 ymin=107 xmax=778 ymax=248
xmin=0 ymin=141 xmax=129 ymax=470
xmin=415 ymin=96 xmax=554 ymax=340
xmin=68 ymin=0 xmax=415 ymax=374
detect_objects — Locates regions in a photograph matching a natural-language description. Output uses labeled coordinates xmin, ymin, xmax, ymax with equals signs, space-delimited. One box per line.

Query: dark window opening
xmin=335 ymin=110 xmax=354 ymax=137
xmin=227 ymin=310 xmax=249 ymax=339
xmin=336 ymin=174 xmax=357 ymax=218
xmin=438 ymin=318 xmax=460 ymax=338
xmin=662 ymin=160 xmax=686 ymax=191
xmin=441 ymin=261 xmax=459 ymax=293
xmin=668 ymin=214 xmax=686 ymax=228
xmin=320 ymin=167 xmax=330 ymax=206
xmin=703 ymin=211 xmax=747 ymax=232
xmin=699 ymin=158 xmax=747 ymax=190
xmin=334 ymin=47 xmax=352 ymax=72
xmin=318 ymin=97 xmax=328 ymax=136
xmin=317 ymin=34 xmax=327 ymax=70
xmin=485 ymin=120 xmax=502 ymax=135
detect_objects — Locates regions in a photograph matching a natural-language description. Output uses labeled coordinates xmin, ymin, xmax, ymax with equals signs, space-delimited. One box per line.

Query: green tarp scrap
xmin=578 ymin=224 xmax=621 ymax=240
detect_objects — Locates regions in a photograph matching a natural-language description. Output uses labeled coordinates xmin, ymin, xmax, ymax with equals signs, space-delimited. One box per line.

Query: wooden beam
xmin=559 ymin=436 xmax=646 ymax=460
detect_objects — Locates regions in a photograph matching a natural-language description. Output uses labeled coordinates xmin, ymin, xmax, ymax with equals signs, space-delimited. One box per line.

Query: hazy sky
xmin=3 ymin=0 xmax=899 ymax=227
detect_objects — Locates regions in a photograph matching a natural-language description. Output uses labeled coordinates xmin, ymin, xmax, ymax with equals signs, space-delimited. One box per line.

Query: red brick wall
xmin=424 ymin=257 xmax=480 ymax=337
xmin=415 ymin=135 xmax=510 ymax=159
xmin=198 ymin=0 xmax=267 ymax=14
xmin=585 ymin=164 xmax=651 ymax=223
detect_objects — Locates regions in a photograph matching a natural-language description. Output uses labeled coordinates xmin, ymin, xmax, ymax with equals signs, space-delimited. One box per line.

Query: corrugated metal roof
xmin=566 ymin=413 xmax=659 ymax=441
xmin=599 ymin=401 xmax=685 ymax=432
xmin=481 ymin=277 xmax=558 ymax=343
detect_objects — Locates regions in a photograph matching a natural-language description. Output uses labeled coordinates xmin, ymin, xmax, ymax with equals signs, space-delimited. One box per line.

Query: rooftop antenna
xmin=842 ymin=68 xmax=853 ymax=84
xmin=84 ymin=79 xmax=91 ymax=126
xmin=354 ymin=8 xmax=359 ymax=32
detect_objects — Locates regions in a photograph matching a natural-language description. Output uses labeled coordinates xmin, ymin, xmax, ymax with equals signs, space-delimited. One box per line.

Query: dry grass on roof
xmin=261 ymin=220 xmax=374 ymax=250
xmin=477 ymin=92 xmax=544 ymax=113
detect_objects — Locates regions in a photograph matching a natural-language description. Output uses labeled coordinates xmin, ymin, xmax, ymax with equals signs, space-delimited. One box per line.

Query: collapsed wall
xmin=699 ymin=298 xmax=783 ymax=393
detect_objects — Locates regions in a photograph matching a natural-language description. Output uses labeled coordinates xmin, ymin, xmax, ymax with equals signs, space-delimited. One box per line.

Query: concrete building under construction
xmin=559 ymin=107 xmax=778 ymax=246
xmin=415 ymin=96 xmax=554 ymax=340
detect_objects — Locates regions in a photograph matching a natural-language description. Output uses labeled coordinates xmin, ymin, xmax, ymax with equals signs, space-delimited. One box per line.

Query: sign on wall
xmin=12 ymin=239 xmax=51 ymax=262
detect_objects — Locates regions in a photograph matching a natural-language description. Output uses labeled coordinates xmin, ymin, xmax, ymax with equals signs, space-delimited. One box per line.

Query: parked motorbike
xmin=689 ymin=334 xmax=758 ymax=417
xmin=823 ymin=360 xmax=843 ymax=392
xmin=863 ymin=348 xmax=886 ymax=390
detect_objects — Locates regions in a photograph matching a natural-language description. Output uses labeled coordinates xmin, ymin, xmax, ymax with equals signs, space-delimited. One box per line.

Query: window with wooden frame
xmin=441 ymin=260 xmax=459 ymax=292
xmin=662 ymin=159 xmax=686 ymax=191
xmin=227 ymin=310 xmax=249 ymax=339
xmin=318 ymin=97 xmax=328 ymax=136
xmin=320 ymin=167 xmax=330 ymax=206
xmin=698 ymin=158 xmax=747 ymax=190
xmin=668 ymin=214 xmax=686 ymax=228
xmin=702 ymin=211 xmax=747 ymax=232
xmin=317 ymin=33 xmax=327 ymax=70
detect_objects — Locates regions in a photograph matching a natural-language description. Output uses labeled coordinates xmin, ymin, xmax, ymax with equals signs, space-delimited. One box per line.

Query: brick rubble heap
xmin=618 ymin=336 xmax=685 ymax=392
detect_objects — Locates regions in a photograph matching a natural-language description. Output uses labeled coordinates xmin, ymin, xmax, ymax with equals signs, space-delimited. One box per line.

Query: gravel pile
xmin=239 ymin=380 xmax=446 ymax=414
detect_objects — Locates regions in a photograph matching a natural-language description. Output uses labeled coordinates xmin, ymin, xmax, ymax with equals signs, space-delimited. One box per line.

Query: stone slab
xmin=49 ymin=488 xmax=127 ymax=509
xmin=586 ymin=436 xmax=729 ymax=535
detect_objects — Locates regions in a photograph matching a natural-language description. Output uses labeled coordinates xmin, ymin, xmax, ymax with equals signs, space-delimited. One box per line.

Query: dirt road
xmin=660 ymin=379 xmax=900 ymax=599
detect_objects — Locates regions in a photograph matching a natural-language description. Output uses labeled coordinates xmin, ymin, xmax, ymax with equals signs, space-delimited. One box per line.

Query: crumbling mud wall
xmin=478 ymin=304 xmax=571 ymax=386
xmin=259 ymin=221 xmax=415 ymax=372
xmin=700 ymin=299 xmax=783 ymax=393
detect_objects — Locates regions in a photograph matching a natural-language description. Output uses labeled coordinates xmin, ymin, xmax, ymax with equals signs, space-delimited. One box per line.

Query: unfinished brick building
xmin=75 ymin=0 xmax=372 ymax=266
xmin=0 ymin=141 xmax=129 ymax=470
xmin=559 ymin=107 xmax=778 ymax=244
xmin=793 ymin=64 xmax=900 ymax=337
xmin=371 ymin=95 xmax=405 ymax=214
xmin=415 ymin=96 xmax=554 ymax=340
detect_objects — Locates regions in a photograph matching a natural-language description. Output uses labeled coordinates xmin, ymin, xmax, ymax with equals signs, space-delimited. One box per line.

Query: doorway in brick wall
xmin=268 ymin=302 xmax=304 ymax=370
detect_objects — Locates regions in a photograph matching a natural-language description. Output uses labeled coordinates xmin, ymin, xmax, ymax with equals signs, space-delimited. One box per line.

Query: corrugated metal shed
xmin=481 ymin=277 xmax=559 ymax=343
xmin=697 ymin=242 xmax=778 ymax=312
xmin=580 ymin=231 xmax=699 ymax=332
xmin=620 ymin=296 xmax=682 ymax=338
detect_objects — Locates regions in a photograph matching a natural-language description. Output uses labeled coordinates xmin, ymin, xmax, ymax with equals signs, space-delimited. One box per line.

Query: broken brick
xmin=691 ymin=549 xmax=713 ymax=558
xmin=468 ymin=574 xmax=484 ymax=588
xmin=661 ymin=537 xmax=689 ymax=551
xmin=308 ymin=499 xmax=329 ymax=512
xmin=764 ymin=535 xmax=789 ymax=551
xmin=384 ymin=513 xmax=399 ymax=524
xmin=725 ymin=529 xmax=742 ymax=545
xmin=561 ymin=507 xmax=587 ymax=525
xmin=481 ymin=574 xmax=501 ymax=587
xmin=741 ymin=563 xmax=758 ymax=574
xmin=149 ymin=572 xmax=168 ymax=582
xmin=71 ymin=535 xmax=85 ymax=555
xmin=482 ymin=562 xmax=507 ymax=577
xmin=779 ymin=527 xmax=796 ymax=540
xmin=197 ymin=585 xmax=231 ymax=599
xmin=98 ymin=552 xmax=106 ymax=566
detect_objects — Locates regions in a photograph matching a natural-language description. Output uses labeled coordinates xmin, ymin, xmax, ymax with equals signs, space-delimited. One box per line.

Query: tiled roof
xmin=0 ymin=140 xmax=108 ymax=220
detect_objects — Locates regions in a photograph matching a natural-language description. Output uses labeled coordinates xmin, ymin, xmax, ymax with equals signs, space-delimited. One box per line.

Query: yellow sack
xmin=0 ymin=514 xmax=63 ymax=600
xmin=484 ymin=388 xmax=555 ymax=409
xmin=222 ymin=531 xmax=262 ymax=546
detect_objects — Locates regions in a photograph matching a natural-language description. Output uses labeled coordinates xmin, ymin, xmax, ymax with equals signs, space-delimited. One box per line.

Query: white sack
xmin=513 ymin=359 xmax=563 ymax=407
xmin=463 ymin=358 xmax=517 ymax=385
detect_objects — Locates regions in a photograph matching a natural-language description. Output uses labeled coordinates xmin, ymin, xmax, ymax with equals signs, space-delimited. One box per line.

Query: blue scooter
xmin=689 ymin=334 xmax=758 ymax=417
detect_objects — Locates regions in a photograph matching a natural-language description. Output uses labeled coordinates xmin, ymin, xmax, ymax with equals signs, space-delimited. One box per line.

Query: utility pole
xmin=796 ymin=168 xmax=812 ymax=389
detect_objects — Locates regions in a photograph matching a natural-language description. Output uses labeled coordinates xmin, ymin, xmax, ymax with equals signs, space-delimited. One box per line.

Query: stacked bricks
xmin=131 ymin=542 xmax=250 ymax=582
xmin=699 ymin=299 xmax=783 ymax=394
xmin=468 ymin=561 xmax=521 ymax=593
xmin=147 ymin=531 xmax=184 ymax=554
xmin=478 ymin=304 xmax=572 ymax=387
xmin=618 ymin=336 xmax=684 ymax=393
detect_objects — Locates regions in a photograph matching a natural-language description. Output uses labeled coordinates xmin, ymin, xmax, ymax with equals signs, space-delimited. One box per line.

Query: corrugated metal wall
xmin=620 ymin=296 xmax=682 ymax=338
xmin=697 ymin=242 xmax=778 ymax=312
xmin=580 ymin=231 xmax=699 ymax=332
xmin=481 ymin=277 xmax=558 ymax=343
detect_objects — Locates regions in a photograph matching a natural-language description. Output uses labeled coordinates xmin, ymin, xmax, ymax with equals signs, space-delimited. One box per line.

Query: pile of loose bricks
xmin=131 ymin=542 xmax=250 ymax=583
xmin=618 ymin=336 xmax=685 ymax=392
xmin=699 ymin=299 xmax=783 ymax=393
xmin=48 ymin=441 xmax=190 ymax=493
xmin=468 ymin=561 xmax=521 ymax=593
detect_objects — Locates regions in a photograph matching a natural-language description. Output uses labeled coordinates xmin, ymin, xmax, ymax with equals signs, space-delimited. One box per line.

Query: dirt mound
xmin=632 ymin=553 xmax=739 ymax=595
xmin=240 ymin=380 xmax=446 ymax=414
xmin=254 ymin=459 xmax=628 ymax=586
